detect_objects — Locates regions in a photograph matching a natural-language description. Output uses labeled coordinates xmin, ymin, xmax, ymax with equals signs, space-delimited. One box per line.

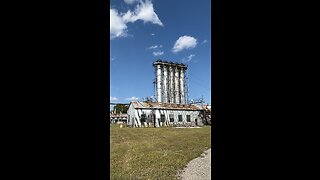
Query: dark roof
xmin=110 ymin=114 xmax=127 ymax=118
xmin=130 ymin=101 xmax=202 ymax=110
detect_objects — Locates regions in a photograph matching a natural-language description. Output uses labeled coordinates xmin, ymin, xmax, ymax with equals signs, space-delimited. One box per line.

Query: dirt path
xmin=177 ymin=148 xmax=211 ymax=180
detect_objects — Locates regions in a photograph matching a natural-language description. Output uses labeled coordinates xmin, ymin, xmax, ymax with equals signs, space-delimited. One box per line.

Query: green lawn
xmin=110 ymin=124 xmax=211 ymax=180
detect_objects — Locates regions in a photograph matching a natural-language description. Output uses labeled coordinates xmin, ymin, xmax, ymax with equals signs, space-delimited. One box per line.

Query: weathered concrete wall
xmin=127 ymin=105 xmax=136 ymax=127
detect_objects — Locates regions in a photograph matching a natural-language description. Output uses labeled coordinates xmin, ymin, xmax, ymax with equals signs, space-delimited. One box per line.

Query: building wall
xmin=127 ymin=105 xmax=136 ymax=126
xmin=127 ymin=104 xmax=203 ymax=128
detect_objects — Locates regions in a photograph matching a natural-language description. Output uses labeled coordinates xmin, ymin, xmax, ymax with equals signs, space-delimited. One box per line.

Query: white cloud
xmin=122 ymin=0 xmax=163 ymax=26
xmin=182 ymin=54 xmax=196 ymax=63
xmin=202 ymin=39 xmax=208 ymax=44
xmin=147 ymin=44 xmax=162 ymax=49
xmin=110 ymin=96 xmax=118 ymax=102
xmin=172 ymin=36 xmax=198 ymax=53
xmin=110 ymin=9 xmax=127 ymax=39
xmin=125 ymin=96 xmax=139 ymax=101
xmin=148 ymin=45 xmax=158 ymax=49
xmin=124 ymin=0 xmax=139 ymax=4
xmin=151 ymin=33 xmax=155 ymax=36
xmin=111 ymin=0 xmax=163 ymax=40
xmin=147 ymin=45 xmax=163 ymax=56
xmin=188 ymin=54 xmax=195 ymax=60
xmin=152 ymin=51 xmax=164 ymax=56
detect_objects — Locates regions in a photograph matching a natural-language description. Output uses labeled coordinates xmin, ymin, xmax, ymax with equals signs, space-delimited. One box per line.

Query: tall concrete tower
xmin=156 ymin=64 xmax=162 ymax=103
xmin=163 ymin=65 xmax=168 ymax=103
xmin=180 ymin=67 xmax=185 ymax=104
xmin=169 ymin=65 xmax=174 ymax=103
xmin=153 ymin=60 xmax=187 ymax=104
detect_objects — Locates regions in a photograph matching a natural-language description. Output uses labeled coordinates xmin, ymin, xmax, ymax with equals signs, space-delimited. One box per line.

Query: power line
xmin=188 ymin=72 xmax=210 ymax=85
xmin=188 ymin=72 xmax=211 ymax=90
xmin=189 ymin=78 xmax=211 ymax=90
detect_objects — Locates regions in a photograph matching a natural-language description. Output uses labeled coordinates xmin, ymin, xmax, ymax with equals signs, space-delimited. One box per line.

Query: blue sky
xmin=110 ymin=0 xmax=211 ymax=105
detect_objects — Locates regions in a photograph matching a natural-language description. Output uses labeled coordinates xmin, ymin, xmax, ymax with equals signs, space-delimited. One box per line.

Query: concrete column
xmin=163 ymin=65 xmax=168 ymax=103
xmin=156 ymin=64 xmax=162 ymax=103
xmin=180 ymin=68 xmax=185 ymax=104
xmin=175 ymin=66 xmax=180 ymax=104
xmin=169 ymin=65 xmax=174 ymax=103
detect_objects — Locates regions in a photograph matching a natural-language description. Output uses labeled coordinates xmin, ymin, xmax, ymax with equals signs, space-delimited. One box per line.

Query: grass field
xmin=110 ymin=124 xmax=211 ymax=180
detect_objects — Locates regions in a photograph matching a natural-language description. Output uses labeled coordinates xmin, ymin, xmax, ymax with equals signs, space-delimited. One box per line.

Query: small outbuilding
xmin=110 ymin=113 xmax=127 ymax=124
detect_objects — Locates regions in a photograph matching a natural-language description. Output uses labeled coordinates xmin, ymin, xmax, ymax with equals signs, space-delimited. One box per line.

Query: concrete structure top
xmin=153 ymin=59 xmax=187 ymax=69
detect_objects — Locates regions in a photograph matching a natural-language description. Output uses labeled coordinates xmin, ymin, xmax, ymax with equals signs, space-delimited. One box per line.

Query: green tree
xmin=113 ymin=104 xmax=129 ymax=114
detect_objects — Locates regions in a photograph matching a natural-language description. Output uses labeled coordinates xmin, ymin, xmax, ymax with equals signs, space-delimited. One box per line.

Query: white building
xmin=110 ymin=113 xmax=127 ymax=124
xmin=127 ymin=101 xmax=205 ymax=128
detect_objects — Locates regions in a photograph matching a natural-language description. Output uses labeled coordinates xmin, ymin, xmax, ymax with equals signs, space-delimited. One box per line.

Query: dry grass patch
xmin=110 ymin=124 xmax=211 ymax=180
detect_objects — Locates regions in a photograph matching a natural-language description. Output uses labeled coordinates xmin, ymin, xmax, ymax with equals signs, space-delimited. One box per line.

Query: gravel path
xmin=177 ymin=149 xmax=211 ymax=180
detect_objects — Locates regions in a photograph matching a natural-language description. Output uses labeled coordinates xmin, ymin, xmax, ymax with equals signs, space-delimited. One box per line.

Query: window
xmin=169 ymin=114 xmax=174 ymax=122
xmin=178 ymin=115 xmax=183 ymax=122
xmin=141 ymin=114 xmax=146 ymax=123
xmin=187 ymin=115 xmax=191 ymax=122
xmin=160 ymin=114 xmax=165 ymax=122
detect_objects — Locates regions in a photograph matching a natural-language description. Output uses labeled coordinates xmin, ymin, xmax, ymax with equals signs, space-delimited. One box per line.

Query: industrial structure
xmin=126 ymin=60 xmax=211 ymax=128
xmin=153 ymin=60 xmax=188 ymax=104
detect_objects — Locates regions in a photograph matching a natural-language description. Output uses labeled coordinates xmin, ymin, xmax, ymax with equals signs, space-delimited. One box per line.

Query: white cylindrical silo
xmin=180 ymin=67 xmax=185 ymax=104
xmin=156 ymin=64 xmax=162 ymax=103
xmin=169 ymin=65 xmax=174 ymax=104
xmin=163 ymin=65 xmax=168 ymax=103
xmin=174 ymin=66 xmax=180 ymax=104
